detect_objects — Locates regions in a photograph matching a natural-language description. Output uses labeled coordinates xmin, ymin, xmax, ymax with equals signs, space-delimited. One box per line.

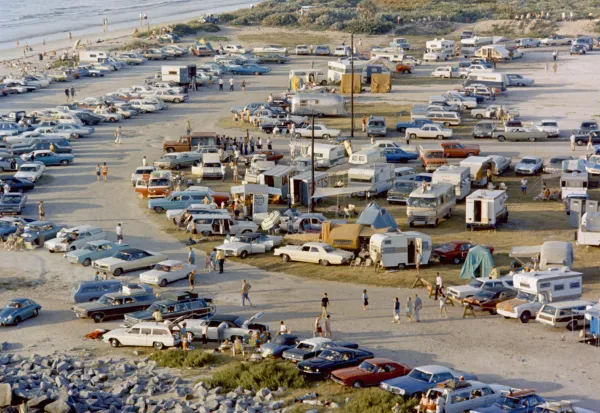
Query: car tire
xmin=432 ymin=219 xmax=439 ymax=228
xmin=352 ymin=380 xmax=364 ymax=389
xmin=173 ymin=98 xmax=181 ymax=103
xmin=92 ymin=313 xmax=104 ymax=323
xmin=567 ymin=320 xmax=578 ymax=331
xmin=452 ymin=257 xmax=461 ymax=265
xmin=60 ymin=160 xmax=69 ymax=166
xmin=254 ymin=72 xmax=260 ymax=76
xmin=576 ymin=140 xmax=584 ymax=146
xmin=398 ymin=263 xmax=406 ymax=270
xmin=398 ymin=127 xmax=406 ymax=133
xmin=281 ymin=254 xmax=290 ymax=263
xmin=82 ymin=258 xmax=91 ymax=267
xmin=475 ymin=114 xmax=483 ymax=119
xmin=33 ymin=309 xmax=39 ymax=317
xmin=319 ymin=259 xmax=330 ymax=266
xmin=203 ymin=230 xmax=211 ymax=236
xmin=467 ymin=152 xmax=475 ymax=157
xmin=240 ymin=250 xmax=249 ymax=259
xmin=489 ymin=309 xmax=498 ymax=315
xmin=113 ymin=268 xmax=123 ymax=277
xmin=528 ymin=137 xmax=536 ymax=142
xmin=409 ymin=133 xmax=417 ymax=140
xmin=322 ymin=134 xmax=330 ymax=139
xmin=497 ymin=136 xmax=506 ymax=142
xmin=437 ymin=135 xmax=444 ymax=140
xmin=153 ymin=206 xmax=164 ymax=214
xmin=153 ymin=341 xmax=165 ymax=350
xmin=110 ymin=118 xmax=117 ymax=123
xmin=159 ymin=279 xmax=168 ymax=287
xmin=445 ymin=209 xmax=452 ymax=219
xmin=403 ymin=70 xmax=410 ymax=74
xmin=110 ymin=339 xmax=120 ymax=348
xmin=0 ymin=167 xmax=4 ymax=173
xmin=519 ymin=311 xmax=531 ymax=323
xmin=13 ymin=316 xmax=21 ymax=325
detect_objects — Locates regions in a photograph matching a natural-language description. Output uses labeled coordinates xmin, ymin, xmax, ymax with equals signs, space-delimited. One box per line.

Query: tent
xmin=321 ymin=222 xmax=389 ymax=251
xmin=459 ymin=245 xmax=495 ymax=279
xmin=509 ymin=241 xmax=574 ymax=270
xmin=340 ymin=74 xmax=361 ymax=94
xmin=356 ymin=202 xmax=398 ymax=230
xmin=290 ymin=76 xmax=302 ymax=92
xmin=371 ymin=73 xmax=392 ymax=93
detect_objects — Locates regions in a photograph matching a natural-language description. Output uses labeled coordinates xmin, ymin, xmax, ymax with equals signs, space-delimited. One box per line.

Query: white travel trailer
xmin=307 ymin=143 xmax=346 ymax=168
xmin=424 ymin=38 xmax=456 ymax=61
xmin=474 ymin=44 xmax=520 ymax=61
xmin=349 ymin=148 xmax=382 ymax=165
xmin=560 ymin=171 xmax=588 ymax=199
xmin=460 ymin=36 xmax=493 ymax=57
xmin=289 ymin=93 xmax=347 ymax=116
xmin=289 ymin=69 xmax=328 ymax=86
xmin=369 ymin=231 xmax=432 ymax=270
xmin=465 ymin=189 xmax=508 ymax=230
xmin=577 ymin=211 xmax=600 ymax=246
xmin=371 ymin=50 xmax=405 ymax=63
xmin=464 ymin=72 xmax=508 ymax=91
xmin=496 ymin=269 xmax=583 ymax=323
xmin=432 ymin=165 xmax=471 ymax=200
xmin=290 ymin=170 xmax=329 ymax=207
xmin=327 ymin=61 xmax=366 ymax=84
xmin=407 ymin=182 xmax=456 ymax=227
xmin=79 ymin=50 xmax=110 ymax=63
xmin=347 ymin=164 xmax=394 ymax=196
xmin=460 ymin=155 xmax=495 ymax=187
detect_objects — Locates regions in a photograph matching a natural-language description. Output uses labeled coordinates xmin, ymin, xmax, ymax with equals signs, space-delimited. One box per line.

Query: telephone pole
xmin=310 ymin=113 xmax=315 ymax=212
xmin=350 ymin=32 xmax=355 ymax=137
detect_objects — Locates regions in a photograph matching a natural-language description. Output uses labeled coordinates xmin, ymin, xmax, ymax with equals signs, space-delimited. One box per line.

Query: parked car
xmin=148 ymin=191 xmax=211 ymax=214
xmin=544 ymin=155 xmax=573 ymax=174
xmin=514 ymin=156 xmax=544 ymax=175
xmin=471 ymin=389 xmax=545 ymax=413
xmin=20 ymin=150 xmax=74 ymax=166
xmin=296 ymin=45 xmax=310 ymax=55
xmin=274 ymin=242 xmax=354 ymax=266
xmin=229 ymin=64 xmax=271 ymax=75
xmin=380 ymin=365 xmax=477 ymax=397
xmin=73 ymin=112 xmax=104 ymax=126
xmin=540 ymin=35 xmax=572 ymax=46
xmin=297 ymin=347 xmax=374 ymax=379
xmin=44 ymin=225 xmax=107 ymax=253
xmin=71 ymin=280 xmax=151 ymax=303
xmin=52 ymin=123 xmax=95 ymax=138
xmin=124 ymin=292 xmax=215 ymax=325
xmin=384 ymin=148 xmax=419 ymax=163
xmin=0 ymin=298 xmax=41 ymax=326
xmin=0 ymin=176 xmax=34 ymax=192
xmin=103 ymin=322 xmax=180 ymax=350
xmin=13 ymin=163 xmax=45 ymax=182
xmin=395 ymin=119 xmax=435 ymax=133
xmin=569 ymin=45 xmax=587 ymax=55
xmin=141 ymin=89 xmax=188 ymax=103
xmin=573 ymin=130 xmax=600 ymax=146
xmin=224 ymin=45 xmax=247 ymax=54
xmin=92 ymin=248 xmax=168 ymax=277
xmin=282 ymin=337 xmax=332 ymax=362
xmin=492 ymin=129 xmax=548 ymax=143
xmin=258 ymin=54 xmax=290 ymax=64
xmin=472 ymin=105 xmax=519 ymax=120
xmin=154 ymin=152 xmax=203 ymax=170
xmin=432 ymin=241 xmax=494 ymax=264
xmin=405 ymin=124 xmax=453 ymax=140
xmin=331 ymin=358 xmax=411 ymax=388
xmin=446 ymin=275 xmax=515 ymax=300
xmin=65 ymin=240 xmax=131 ymax=267
xmin=426 ymin=380 xmax=510 ymax=413
xmin=216 ymin=233 xmax=283 ymax=258
xmin=463 ymin=287 xmax=518 ymax=314
xmin=314 ymin=45 xmax=331 ymax=56
xmin=0 ymin=217 xmax=34 ymax=241
xmin=396 ymin=63 xmax=412 ymax=74
xmin=239 ymin=150 xmax=284 ymax=164
xmin=0 ymin=193 xmax=27 ymax=214
xmin=534 ymin=120 xmax=560 ymax=138
xmin=294 ymin=124 xmax=342 ymax=139
xmin=260 ymin=334 xmax=299 ymax=358
xmin=139 ymin=260 xmax=196 ymax=287
xmin=440 ymin=141 xmax=480 ymax=158
xmin=0 ymin=156 xmax=22 ymax=173
xmin=472 ymin=121 xmax=496 ymax=139
xmin=20 ymin=221 xmax=64 ymax=246
xmin=72 ymin=290 xmax=157 ymax=323
xmin=184 ymin=312 xmax=269 ymax=341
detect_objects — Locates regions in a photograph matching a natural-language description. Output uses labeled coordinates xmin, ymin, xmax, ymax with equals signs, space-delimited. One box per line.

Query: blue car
xmin=65 ymin=240 xmax=132 ymax=267
xmin=395 ymin=119 xmax=434 ymax=133
xmin=229 ymin=64 xmax=271 ymax=75
xmin=21 ymin=150 xmax=74 ymax=166
xmin=471 ymin=390 xmax=545 ymax=413
xmin=380 ymin=365 xmax=477 ymax=397
xmin=260 ymin=334 xmax=299 ymax=358
xmin=0 ymin=298 xmax=41 ymax=326
xmin=384 ymin=148 xmax=419 ymax=163
xmin=148 ymin=190 xmax=212 ymax=214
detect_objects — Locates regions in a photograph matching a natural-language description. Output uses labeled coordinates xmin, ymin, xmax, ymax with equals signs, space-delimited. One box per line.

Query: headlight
xmin=7 ymin=315 xmax=12 ymax=320
xmin=398 ymin=388 xmax=405 ymax=395
xmin=315 ymin=369 xmax=319 ymax=373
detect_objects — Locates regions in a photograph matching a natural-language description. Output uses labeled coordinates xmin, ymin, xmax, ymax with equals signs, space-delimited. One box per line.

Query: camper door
xmin=472 ymin=198 xmax=488 ymax=223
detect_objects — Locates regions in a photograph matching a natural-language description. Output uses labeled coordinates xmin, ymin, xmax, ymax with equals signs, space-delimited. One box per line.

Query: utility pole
xmin=350 ymin=32 xmax=355 ymax=137
xmin=310 ymin=113 xmax=315 ymax=212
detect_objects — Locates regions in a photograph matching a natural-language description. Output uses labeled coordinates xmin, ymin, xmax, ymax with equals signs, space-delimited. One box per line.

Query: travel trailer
xmin=349 ymin=148 xmax=382 ymax=165
xmin=432 ymin=165 xmax=471 ymax=200
xmin=289 ymin=69 xmax=328 ymax=86
xmin=161 ymin=64 xmax=197 ymax=85
xmin=258 ymin=165 xmax=296 ymax=200
xmin=496 ymin=269 xmax=583 ymax=323
xmin=536 ymin=300 xmax=594 ymax=330
xmin=464 ymin=73 xmax=508 ymax=91
xmin=369 ymin=231 xmax=432 ymax=269
xmin=347 ymin=165 xmax=394 ymax=196
xmin=460 ymin=36 xmax=493 ymax=57
xmin=79 ymin=50 xmax=110 ymax=63
xmin=423 ymin=38 xmax=456 ymax=61
xmin=465 ymin=189 xmax=508 ymax=230
xmin=577 ymin=211 xmax=600 ymax=246
xmin=560 ymin=171 xmax=588 ymax=199
xmin=460 ymin=155 xmax=495 ymax=187
xmin=474 ymin=45 xmax=514 ymax=60
xmin=371 ymin=51 xmax=405 ymax=63
xmin=407 ymin=182 xmax=456 ymax=227
xmin=326 ymin=61 xmax=366 ymax=84
xmin=289 ymin=93 xmax=347 ymax=116
xmin=307 ymin=143 xmax=346 ymax=168
xmin=290 ymin=171 xmax=329 ymax=207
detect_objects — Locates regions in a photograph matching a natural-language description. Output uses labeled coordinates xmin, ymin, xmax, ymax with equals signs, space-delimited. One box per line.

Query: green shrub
xmin=171 ymin=22 xmax=220 ymax=36
xmin=261 ymin=13 xmax=298 ymax=26
xmin=208 ymin=360 xmax=306 ymax=392
xmin=230 ymin=16 xmax=251 ymax=26
xmin=345 ymin=388 xmax=418 ymax=413
xmin=343 ymin=18 xmax=393 ymax=34
xmin=149 ymin=350 xmax=220 ymax=368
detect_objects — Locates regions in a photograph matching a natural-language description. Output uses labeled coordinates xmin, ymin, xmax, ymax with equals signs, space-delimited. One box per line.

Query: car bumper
xmin=496 ymin=309 xmax=518 ymax=319
xmin=379 ymin=382 xmax=406 ymax=395
xmin=515 ymin=169 xmax=536 ymax=175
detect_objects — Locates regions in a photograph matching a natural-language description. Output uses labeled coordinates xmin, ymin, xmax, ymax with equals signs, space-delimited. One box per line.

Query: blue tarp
xmin=459 ymin=245 xmax=495 ymax=279
xmin=356 ymin=202 xmax=398 ymax=230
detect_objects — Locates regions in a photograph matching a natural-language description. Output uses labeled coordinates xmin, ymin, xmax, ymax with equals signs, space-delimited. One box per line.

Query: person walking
xmin=257 ymin=137 xmax=263 ymax=150
xmin=218 ymin=78 xmax=224 ymax=91
xmin=313 ymin=314 xmax=322 ymax=337
xmin=229 ymin=77 xmax=234 ymax=91
xmin=114 ymin=126 xmax=122 ymax=144
xmin=405 ymin=130 xmax=411 ymax=146
xmin=64 ymin=88 xmax=70 ymax=103
xmin=362 ymin=289 xmax=369 ymax=311
xmin=414 ymin=293 xmax=423 ymax=322
xmin=220 ymin=163 xmax=226 ymax=182
xmin=250 ymin=136 xmax=255 ymax=153
xmin=216 ymin=248 xmax=225 ymax=273
xmin=373 ymin=250 xmax=381 ymax=273
xmin=241 ymin=79 xmax=246 ymax=93
xmin=68 ymin=31 xmax=72 ymax=41
xmin=361 ymin=115 xmax=367 ymax=132
xmin=116 ymin=223 xmax=123 ymax=244
xmin=439 ymin=288 xmax=448 ymax=318
xmin=101 ymin=162 xmax=108 ymax=182
xmin=552 ymin=61 xmax=558 ymax=74
xmin=180 ymin=322 xmax=189 ymax=351
xmin=95 ymin=164 xmax=101 ymax=182
xmin=188 ymin=270 xmax=195 ymax=292
xmin=241 ymin=279 xmax=252 ymax=306
xmin=587 ymin=132 xmax=594 ymax=152
xmin=37 ymin=201 xmax=45 ymax=220
xmin=405 ymin=296 xmax=413 ymax=322
xmin=552 ymin=50 xmax=558 ymax=62
xmin=324 ymin=314 xmax=332 ymax=338
xmin=570 ymin=132 xmax=576 ymax=151
xmin=210 ymin=248 xmax=217 ymax=271
xmin=321 ymin=293 xmax=329 ymax=317
xmin=434 ymin=272 xmax=443 ymax=300
xmin=185 ymin=120 xmax=191 ymax=136
xmin=520 ymin=177 xmax=528 ymax=196
xmin=188 ymin=246 xmax=196 ymax=265
xmin=201 ymin=322 xmax=209 ymax=346
xmin=267 ymin=137 xmax=272 ymax=150
xmin=142 ymin=156 xmax=148 ymax=167
xmin=392 ymin=297 xmax=401 ymax=323
xmin=415 ymin=250 xmax=422 ymax=274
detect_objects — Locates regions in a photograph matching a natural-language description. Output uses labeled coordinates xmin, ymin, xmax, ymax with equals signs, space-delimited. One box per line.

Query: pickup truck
xmin=572 ymin=130 xmax=600 ymax=146
xmin=492 ymin=128 xmax=549 ymax=142
xmin=405 ymin=124 xmax=453 ymax=140
xmin=419 ymin=147 xmax=448 ymax=172
xmin=162 ymin=132 xmax=218 ymax=153
xmin=471 ymin=105 xmax=519 ymax=120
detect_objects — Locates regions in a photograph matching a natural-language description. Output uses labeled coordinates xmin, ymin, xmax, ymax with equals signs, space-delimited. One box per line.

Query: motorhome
xmin=307 ymin=143 xmax=346 ymax=168
xmin=347 ymin=165 xmax=394 ymax=196
xmin=460 ymin=155 xmax=495 ymax=187
xmin=423 ymin=38 xmax=456 ymax=61
xmin=460 ymin=36 xmax=493 ymax=57
xmin=496 ymin=269 xmax=583 ymax=323
xmin=290 ymin=171 xmax=329 ymax=207
xmin=432 ymin=165 xmax=471 ymax=200
xmin=577 ymin=211 xmax=600 ymax=246
xmin=536 ymin=300 xmax=594 ymax=330
xmin=289 ymin=93 xmax=347 ymax=117
xmin=465 ymin=189 xmax=508 ymax=230
xmin=369 ymin=231 xmax=432 ymax=270
xmin=560 ymin=171 xmax=588 ymax=199
xmin=349 ymin=148 xmax=382 ymax=165
xmin=289 ymin=69 xmax=328 ymax=86
xmin=79 ymin=50 xmax=110 ymax=63
xmin=464 ymin=73 xmax=508 ymax=91
xmin=407 ymin=182 xmax=456 ymax=227
xmin=326 ymin=61 xmax=366 ymax=84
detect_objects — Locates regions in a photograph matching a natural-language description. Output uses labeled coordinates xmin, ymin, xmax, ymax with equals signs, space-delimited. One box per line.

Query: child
xmin=362 ymin=289 xmax=369 ymax=311
xmin=405 ymin=296 xmax=413 ymax=322
xmin=439 ymin=288 xmax=448 ymax=318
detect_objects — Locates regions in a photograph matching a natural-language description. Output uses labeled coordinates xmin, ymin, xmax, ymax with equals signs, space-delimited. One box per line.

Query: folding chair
xmin=232 ymin=339 xmax=245 ymax=357
xmin=361 ymin=258 xmax=373 ymax=270
xmin=349 ymin=257 xmax=362 ymax=270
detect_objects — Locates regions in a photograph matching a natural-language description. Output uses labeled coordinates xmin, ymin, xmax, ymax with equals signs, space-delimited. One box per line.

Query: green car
xmin=65 ymin=240 xmax=131 ymax=267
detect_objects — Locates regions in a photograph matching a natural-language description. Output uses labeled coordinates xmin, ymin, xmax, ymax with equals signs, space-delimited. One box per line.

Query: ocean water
xmin=0 ymin=0 xmax=256 ymax=50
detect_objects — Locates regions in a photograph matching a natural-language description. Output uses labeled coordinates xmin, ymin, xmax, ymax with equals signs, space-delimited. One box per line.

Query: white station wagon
xmin=139 ymin=260 xmax=196 ymax=287
xmin=44 ymin=225 xmax=107 ymax=252
xmin=103 ymin=322 xmax=180 ymax=350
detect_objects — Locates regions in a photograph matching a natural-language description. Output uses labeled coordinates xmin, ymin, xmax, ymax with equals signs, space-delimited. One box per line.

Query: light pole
xmin=350 ymin=32 xmax=355 ymax=137
xmin=310 ymin=110 xmax=315 ymax=212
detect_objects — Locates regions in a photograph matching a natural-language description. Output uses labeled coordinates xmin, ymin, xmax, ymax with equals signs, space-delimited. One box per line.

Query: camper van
xmin=577 ymin=211 xmax=600 ymax=246
xmin=290 ymin=171 xmax=329 ymax=207
xmin=349 ymin=148 xmax=382 ymax=165
xmin=308 ymin=143 xmax=346 ymax=168
xmin=289 ymin=93 xmax=347 ymax=116
xmin=289 ymin=69 xmax=328 ymax=86
xmin=161 ymin=64 xmax=196 ymax=85
xmin=460 ymin=155 xmax=494 ymax=187
xmin=79 ymin=50 xmax=110 ymax=63
xmin=496 ymin=269 xmax=583 ymax=323
xmin=460 ymin=36 xmax=493 ymax=57
xmin=369 ymin=231 xmax=432 ymax=270
xmin=407 ymin=182 xmax=456 ymax=227
xmin=432 ymin=165 xmax=471 ymax=200
xmin=347 ymin=165 xmax=394 ymax=196
xmin=466 ymin=189 xmax=508 ymax=230
xmin=560 ymin=171 xmax=588 ymax=199
xmin=464 ymin=73 xmax=508 ymax=91
xmin=424 ymin=39 xmax=456 ymax=61
xmin=536 ymin=300 xmax=594 ymax=330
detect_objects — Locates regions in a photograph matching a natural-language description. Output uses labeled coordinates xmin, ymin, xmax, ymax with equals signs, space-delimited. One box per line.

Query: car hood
xmin=298 ymin=357 xmax=336 ymax=370
xmin=66 ymin=249 xmax=92 ymax=258
xmin=73 ymin=301 xmax=104 ymax=311
xmin=381 ymin=376 xmax=426 ymax=391
xmin=515 ymin=163 xmax=536 ymax=169
xmin=330 ymin=366 xmax=364 ymax=381
xmin=284 ymin=348 xmax=310 ymax=357
xmin=496 ymin=298 xmax=525 ymax=311
xmin=0 ymin=308 xmax=17 ymax=319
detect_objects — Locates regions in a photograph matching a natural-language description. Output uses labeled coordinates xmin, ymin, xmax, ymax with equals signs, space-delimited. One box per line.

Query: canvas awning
xmin=231 ymin=184 xmax=281 ymax=196
xmin=459 ymin=245 xmax=495 ymax=279
xmin=312 ymin=186 xmax=372 ymax=198
xmin=509 ymin=245 xmax=542 ymax=258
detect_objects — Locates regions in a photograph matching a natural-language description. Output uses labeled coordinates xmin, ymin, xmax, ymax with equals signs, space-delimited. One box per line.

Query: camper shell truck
xmin=307 ymin=143 xmax=346 ymax=169
xmin=432 ymin=165 xmax=471 ymax=201
xmin=460 ymin=156 xmax=494 ymax=187
xmin=407 ymin=182 xmax=456 ymax=227
xmin=577 ymin=211 xmax=600 ymax=246
xmin=369 ymin=231 xmax=431 ymax=270
xmin=466 ymin=189 xmax=508 ymax=230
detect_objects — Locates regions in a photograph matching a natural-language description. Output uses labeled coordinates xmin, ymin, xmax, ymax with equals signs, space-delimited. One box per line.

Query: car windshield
xmin=588 ymin=156 xmax=600 ymax=163
xmin=550 ymin=158 xmax=565 ymax=164
xmin=20 ymin=166 xmax=37 ymax=172
xmin=407 ymin=197 xmax=439 ymax=208
xmin=516 ymin=291 xmax=536 ymax=301
xmin=393 ymin=182 xmax=417 ymax=191
xmin=1 ymin=196 xmax=21 ymax=204
xmin=424 ymin=151 xmax=443 ymax=159
xmin=358 ymin=361 xmax=376 ymax=373
xmin=113 ymin=252 xmax=132 ymax=260
xmin=475 ymin=290 xmax=495 ymax=299
xmin=319 ymin=350 xmax=341 ymax=361
xmin=154 ymin=264 xmax=171 ymax=272
xmin=149 ymin=179 xmax=170 ymax=187
xmin=469 ymin=279 xmax=484 ymax=288
xmin=97 ymin=296 xmax=113 ymax=305
xmin=497 ymin=395 xmax=523 ymax=409
xmin=408 ymin=368 xmax=432 ymax=382
xmin=521 ymin=159 xmax=537 ymax=164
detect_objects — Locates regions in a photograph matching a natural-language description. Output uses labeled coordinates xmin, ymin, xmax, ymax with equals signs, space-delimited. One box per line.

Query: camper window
xmin=168 ymin=71 xmax=177 ymax=75
xmin=384 ymin=240 xmax=392 ymax=245
xmin=554 ymin=284 xmax=565 ymax=291
xmin=299 ymin=100 xmax=308 ymax=107
xmin=540 ymin=282 xmax=551 ymax=288
xmin=570 ymin=281 xmax=580 ymax=289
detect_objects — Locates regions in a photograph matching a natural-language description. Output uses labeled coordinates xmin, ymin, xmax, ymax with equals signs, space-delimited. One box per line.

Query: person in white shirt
xmin=279 ymin=321 xmax=288 ymax=334
xmin=570 ymin=133 xmax=576 ymax=151
xmin=229 ymin=77 xmax=234 ymax=91
xmin=221 ymin=164 xmax=226 ymax=182
xmin=115 ymin=223 xmax=123 ymax=244
xmin=435 ymin=272 xmax=443 ymax=300
xmin=142 ymin=156 xmax=148 ymax=167
xmin=267 ymin=137 xmax=272 ymax=149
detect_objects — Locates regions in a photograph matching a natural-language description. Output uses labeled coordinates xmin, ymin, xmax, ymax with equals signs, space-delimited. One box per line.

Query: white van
xmin=192 ymin=214 xmax=257 ymax=236
xmin=196 ymin=153 xmax=223 ymax=179
xmin=308 ymin=143 xmax=346 ymax=168
xmin=332 ymin=45 xmax=352 ymax=57
xmin=370 ymin=231 xmax=431 ymax=270
xmin=536 ymin=300 xmax=594 ymax=330
xmin=347 ymin=165 xmax=393 ymax=196
xmin=407 ymin=182 xmax=456 ymax=227
xmin=289 ymin=69 xmax=328 ymax=86
xmin=349 ymin=148 xmax=382 ymax=165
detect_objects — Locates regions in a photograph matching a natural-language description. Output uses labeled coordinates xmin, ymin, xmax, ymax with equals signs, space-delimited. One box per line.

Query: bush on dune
xmin=208 ymin=360 xmax=306 ymax=392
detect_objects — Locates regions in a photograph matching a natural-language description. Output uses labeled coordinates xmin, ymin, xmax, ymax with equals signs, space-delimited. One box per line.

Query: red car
xmin=330 ymin=358 xmax=411 ymax=388
xmin=242 ymin=150 xmax=284 ymax=164
xmin=432 ymin=241 xmax=494 ymax=264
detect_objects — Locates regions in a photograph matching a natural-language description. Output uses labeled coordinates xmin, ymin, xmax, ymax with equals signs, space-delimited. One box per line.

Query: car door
xmin=309 ymin=246 xmax=322 ymax=263
xmin=251 ymin=235 xmax=268 ymax=254
xmin=140 ymin=327 xmax=153 ymax=347
xmin=122 ymin=327 xmax=142 ymax=346
xmin=170 ymin=263 xmax=185 ymax=282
